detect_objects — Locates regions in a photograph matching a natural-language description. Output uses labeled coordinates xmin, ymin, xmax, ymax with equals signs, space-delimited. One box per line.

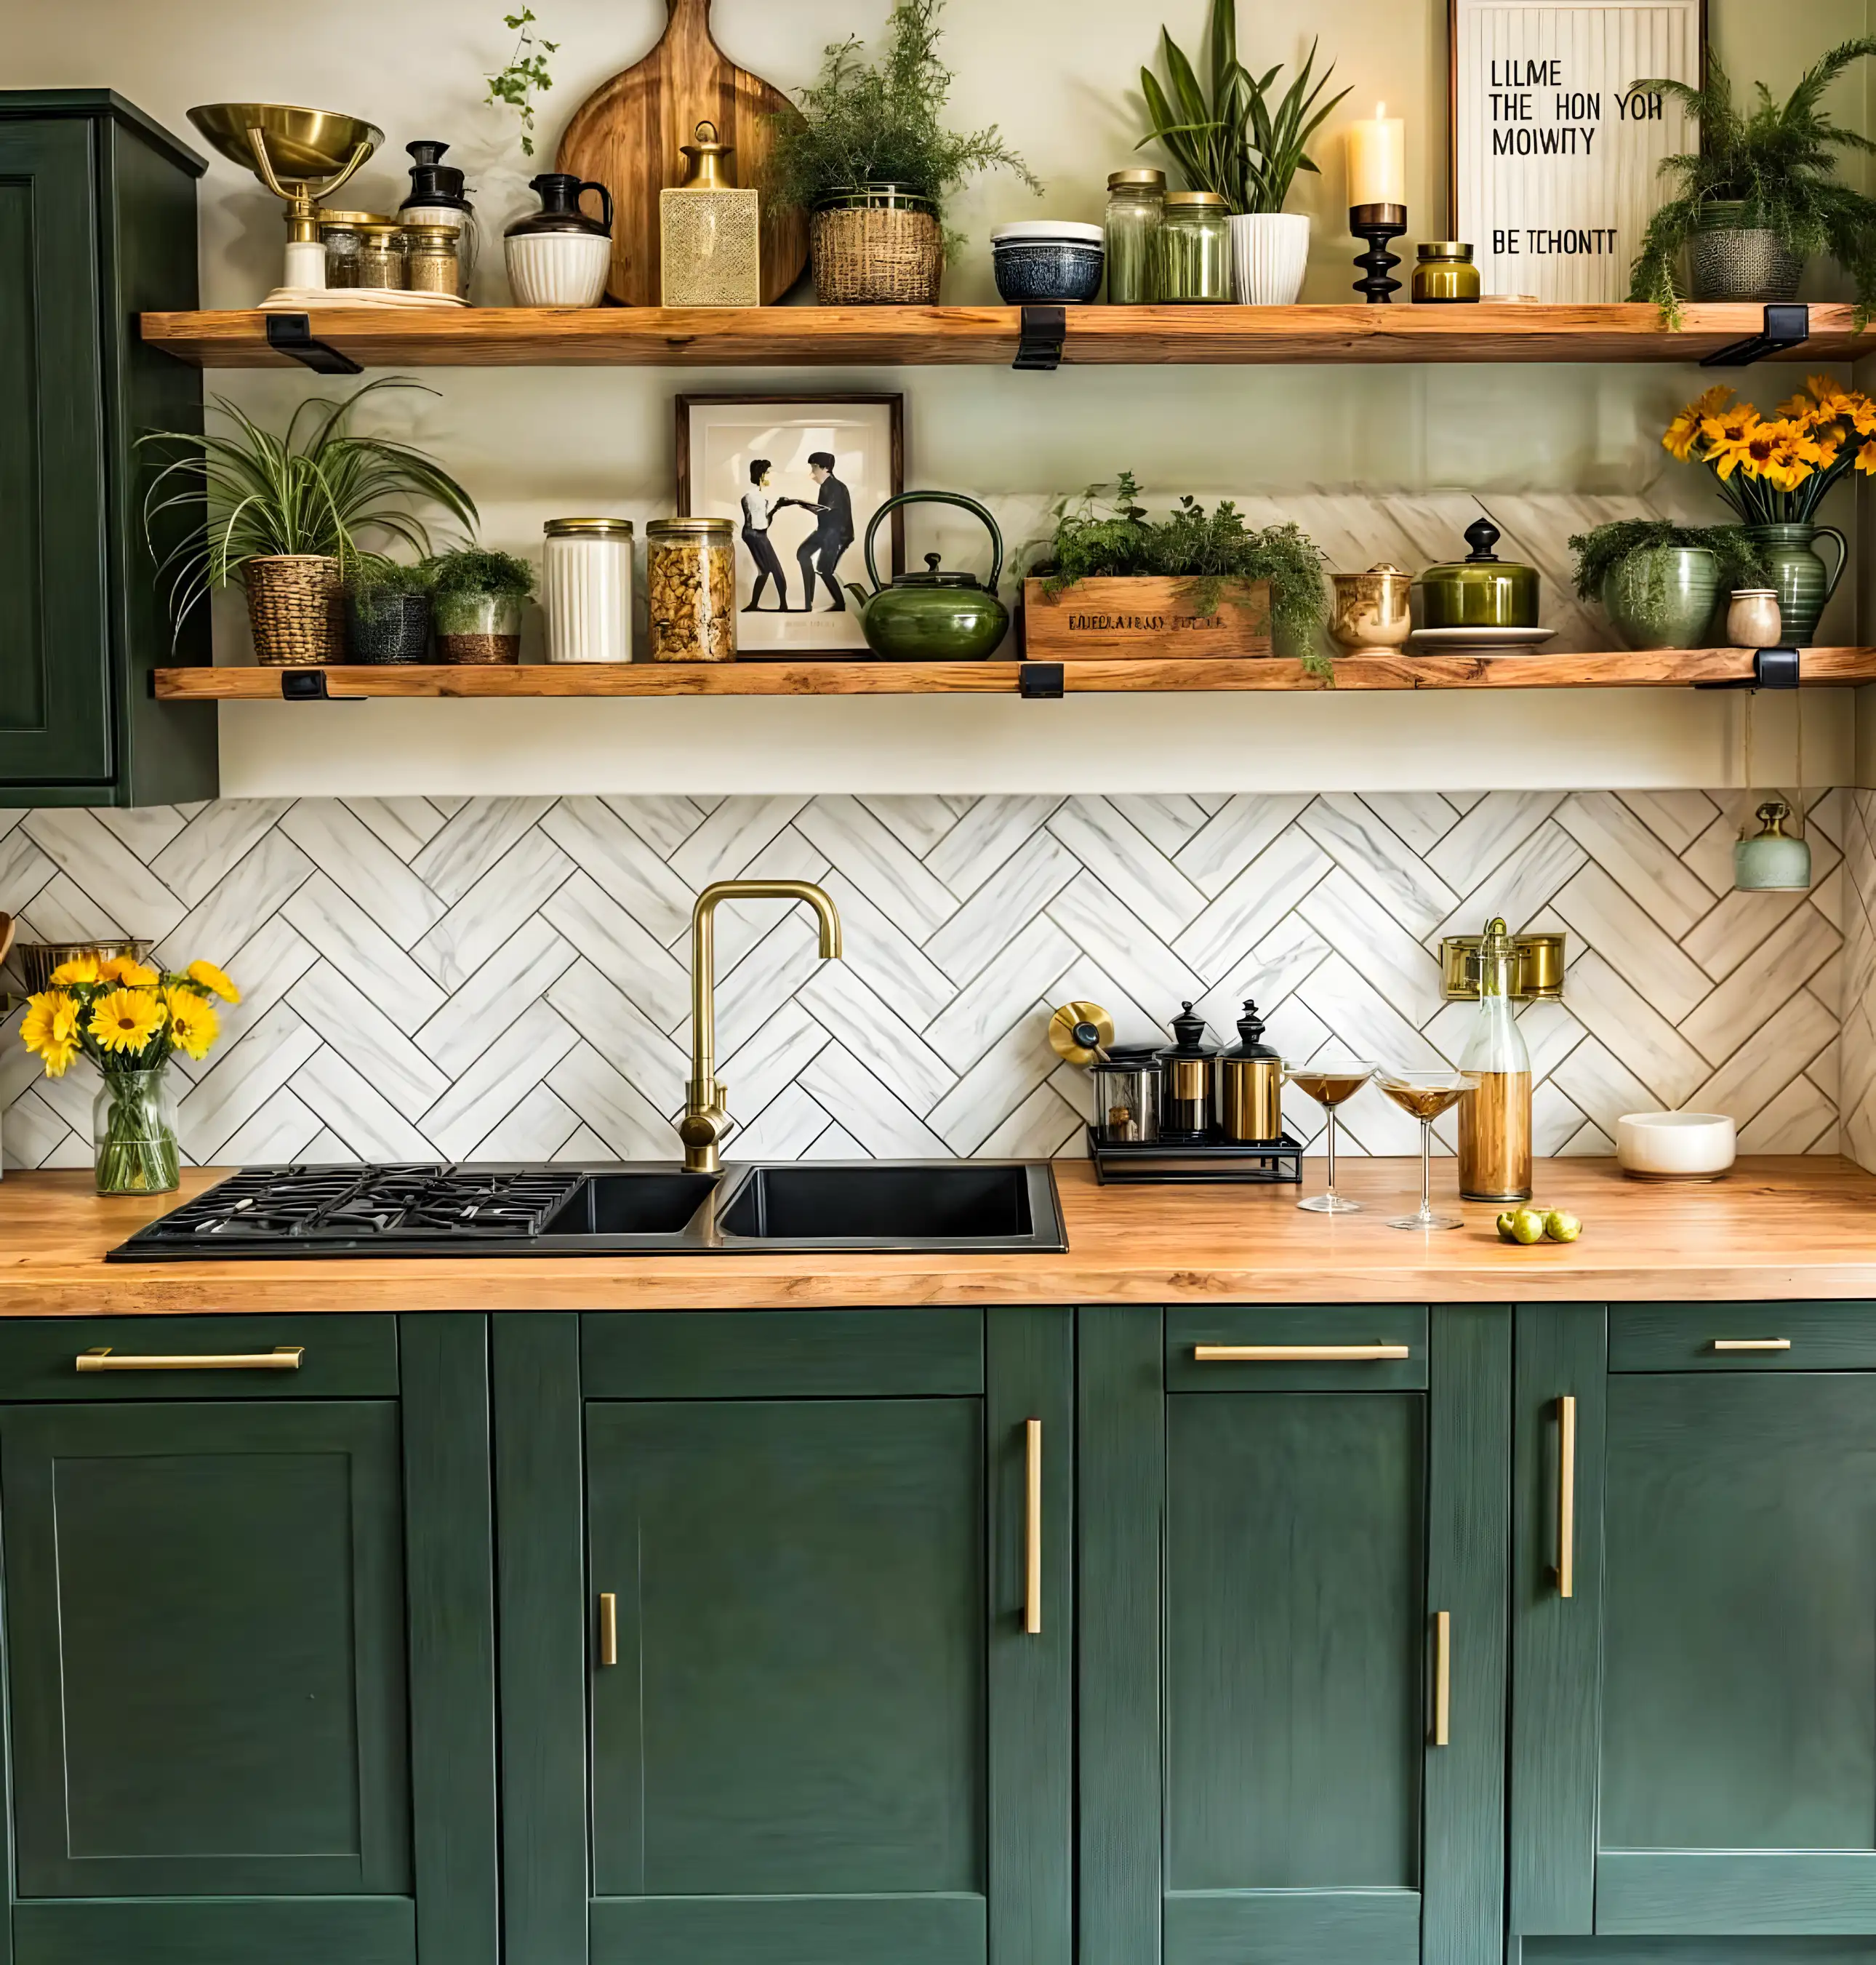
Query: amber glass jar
xmin=1412 ymin=241 xmax=1480 ymax=303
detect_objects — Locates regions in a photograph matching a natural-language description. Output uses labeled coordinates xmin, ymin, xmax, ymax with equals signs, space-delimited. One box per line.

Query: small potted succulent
xmin=426 ymin=547 xmax=534 ymax=664
xmin=769 ymin=0 xmax=1039 ymax=304
xmin=1568 ymin=519 xmax=1768 ymax=650
xmin=345 ymin=557 xmax=433 ymax=663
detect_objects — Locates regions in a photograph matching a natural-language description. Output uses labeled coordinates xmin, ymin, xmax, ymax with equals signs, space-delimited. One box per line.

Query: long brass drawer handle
xmin=598 ymin=1592 xmax=618 ymax=1668
xmin=1556 ymin=1394 xmax=1576 ymax=1600
xmin=1193 ymin=1343 xmax=1411 ymax=1363
xmin=1025 ymin=1418 xmax=1043 ymax=1637
xmin=76 ymin=1345 xmax=304 ymax=1372
xmin=1712 ymin=1338 xmax=1792 ymax=1352
xmin=1431 ymin=1610 xmax=1452 ymax=1748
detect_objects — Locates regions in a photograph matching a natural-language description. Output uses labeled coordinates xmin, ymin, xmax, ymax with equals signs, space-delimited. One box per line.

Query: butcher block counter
xmin=1 ymin=1155 xmax=1872 ymax=1315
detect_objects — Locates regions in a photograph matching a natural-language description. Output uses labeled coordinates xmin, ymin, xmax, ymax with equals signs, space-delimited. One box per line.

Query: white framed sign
xmin=1450 ymin=0 xmax=1704 ymax=300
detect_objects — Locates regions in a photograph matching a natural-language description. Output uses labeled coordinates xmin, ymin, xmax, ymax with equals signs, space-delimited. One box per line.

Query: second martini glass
xmin=1286 ymin=1060 xmax=1376 ymax=1212
xmin=1378 ymin=1068 xmax=1475 ymax=1229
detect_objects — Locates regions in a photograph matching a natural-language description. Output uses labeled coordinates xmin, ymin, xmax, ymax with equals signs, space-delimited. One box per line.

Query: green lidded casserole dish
xmin=1419 ymin=517 xmax=1539 ymax=630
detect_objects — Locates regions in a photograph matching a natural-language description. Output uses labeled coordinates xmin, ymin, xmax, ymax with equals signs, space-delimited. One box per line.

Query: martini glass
xmin=1286 ymin=1060 xmax=1376 ymax=1213
xmin=1378 ymin=1069 xmax=1475 ymax=1230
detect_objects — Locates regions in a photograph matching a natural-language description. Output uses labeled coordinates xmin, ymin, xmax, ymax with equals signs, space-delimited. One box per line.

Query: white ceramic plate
xmin=1408 ymin=627 xmax=1556 ymax=651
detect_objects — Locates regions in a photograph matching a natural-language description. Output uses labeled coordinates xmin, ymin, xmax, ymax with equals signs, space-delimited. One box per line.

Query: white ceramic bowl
xmin=1616 ymin=1110 xmax=1737 ymax=1180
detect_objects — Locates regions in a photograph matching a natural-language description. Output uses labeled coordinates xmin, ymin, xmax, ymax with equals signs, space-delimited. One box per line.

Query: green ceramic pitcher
xmin=844 ymin=491 xmax=1010 ymax=660
xmin=1744 ymin=522 xmax=1847 ymax=647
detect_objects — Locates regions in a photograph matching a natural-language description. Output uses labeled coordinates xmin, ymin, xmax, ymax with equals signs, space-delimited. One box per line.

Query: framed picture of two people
xmin=676 ymin=395 xmax=904 ymax=655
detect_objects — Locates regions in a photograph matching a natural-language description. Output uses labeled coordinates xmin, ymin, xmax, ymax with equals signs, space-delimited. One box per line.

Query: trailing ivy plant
xmin=1627 ymin=39 xmax=1876 ymax=326
xmin=1027 ymin=472 xmax=1331 ymax=677
xmin=485 ymin=7 xmax=559 ymax=158
xmin=1568 ymin=519 xmax=1768 ymax=601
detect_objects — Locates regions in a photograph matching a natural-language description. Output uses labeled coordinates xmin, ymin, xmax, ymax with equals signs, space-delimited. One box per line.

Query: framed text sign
xmin=1449 ymin=0 xmax=1704 ymax=301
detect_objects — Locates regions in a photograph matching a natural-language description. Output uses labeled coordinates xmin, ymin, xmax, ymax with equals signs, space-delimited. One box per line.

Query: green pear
xmin=1544 ymin=1210 xmax=1582 ymax=1243
xmin=1498 ymin=1208 xmax=1547 ymax=1244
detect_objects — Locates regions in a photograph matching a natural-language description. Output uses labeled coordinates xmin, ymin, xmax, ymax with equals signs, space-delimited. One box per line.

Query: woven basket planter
xmin=246 ymin=554 xmax=345 ymax=667
xmin=1689 ymin=201 xmax=1805 ymax=303
xmin=811 ymin=191 xmax=943 ymax=305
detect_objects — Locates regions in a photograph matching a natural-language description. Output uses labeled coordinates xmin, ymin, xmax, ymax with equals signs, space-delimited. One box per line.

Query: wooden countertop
xmin=0 ymin=1157 xmax=1872 ymax=1315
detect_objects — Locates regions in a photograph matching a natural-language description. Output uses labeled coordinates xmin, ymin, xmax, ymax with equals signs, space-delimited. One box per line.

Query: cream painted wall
xmin=13 ymin=0 xmax=1875 ymax=794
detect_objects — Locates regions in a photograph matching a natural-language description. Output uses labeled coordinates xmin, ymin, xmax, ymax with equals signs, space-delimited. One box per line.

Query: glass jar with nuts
xmin=646 ymin=516 xmax=737 ymax=663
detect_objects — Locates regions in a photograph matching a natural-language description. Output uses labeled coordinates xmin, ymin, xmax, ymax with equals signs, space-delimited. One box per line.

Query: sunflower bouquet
xmin=1662 ymin=375 xmax=1876 ymax=523
xmin=19 ymin=954 xmax=241 ymax=1195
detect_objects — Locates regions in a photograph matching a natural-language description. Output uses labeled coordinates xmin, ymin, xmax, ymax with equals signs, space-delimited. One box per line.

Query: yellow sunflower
xmin=1857 ymin=438 xmax=1876 ymax=474
xmin=185 ymin=959 xmax=241 ymax=1004
xmin=1808 ymin=374 xmax=1853 ymax=409
xmin=1664 ymin=384 xmax=1733 ymax=460
xmin=48 ymin=953 xmax=102 ymax=988
xmin=162 ymin=987 xmax=220 ymax=1061
xmin=1728 ymin=424 xmax=1787 ymax=481
xmin=98 ymin=956 xmax=159 ymax=986
xmin=87 ymin=988 xmax=165 ymax=1057
xmin=1704 ymin=409 xmax=1767 ymax=479
xmin=20 ymin=991 xmax=82 ymax=1077
xmin=1759 ymin=421 xmax=1825 ymax=489
xmin=1848 ymin=395 xmax=1876 ymax=438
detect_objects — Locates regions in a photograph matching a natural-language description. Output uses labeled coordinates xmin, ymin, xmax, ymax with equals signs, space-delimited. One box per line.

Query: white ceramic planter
xmin=505 ymin=231 xmax=612 ymax=308
xmin=1228 ymin=212 xmax=1310 ymax=305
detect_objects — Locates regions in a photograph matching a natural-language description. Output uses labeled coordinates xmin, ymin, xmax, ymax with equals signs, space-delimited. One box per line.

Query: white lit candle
xmin=1347 ymin=103 xmax=1406 ymax=209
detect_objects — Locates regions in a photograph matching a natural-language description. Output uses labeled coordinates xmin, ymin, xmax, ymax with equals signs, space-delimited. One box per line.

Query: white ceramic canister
xmin=544 ymin=518 xmax=635 ymax=663
xmin=1228 ymin=212 xmax=1310 ymax=305
xmin=505 ymin=230 xmax=612 ymax=306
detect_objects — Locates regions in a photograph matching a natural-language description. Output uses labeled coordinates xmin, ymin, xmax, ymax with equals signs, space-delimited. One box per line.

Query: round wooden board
xmin=556 ymin=0 xmax=809 ymax=307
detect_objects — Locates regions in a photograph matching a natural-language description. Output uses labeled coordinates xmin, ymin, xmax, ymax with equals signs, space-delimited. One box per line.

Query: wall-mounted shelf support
xmin=1693 ymin=645 xmax=1802 ymax=689
xmin=1019 ymin=661 xmax=1065 ymax=697
xmin=1699 ymin=303 xmax=1810 ymax=369
xmin=279 ymin=668 xmax=364 ymax=700
xmin=264 ymin=313 xmax=362 ymax=375
xmin=1013 ymin=305 xmax=1067 ymax=372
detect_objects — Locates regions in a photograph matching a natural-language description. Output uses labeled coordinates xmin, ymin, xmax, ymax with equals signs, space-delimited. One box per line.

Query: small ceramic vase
xmin=1725 ymin=588 xmax=1782 ymax=647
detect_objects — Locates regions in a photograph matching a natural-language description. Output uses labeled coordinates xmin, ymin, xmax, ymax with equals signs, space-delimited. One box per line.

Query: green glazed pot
xmin=1599 ymin=545 xmax=1720 ymax=650
xmin=845 ymin=490 xmax=1011 ymax=660
xmin=1743 ymin=522 xmax=1846 ymax=647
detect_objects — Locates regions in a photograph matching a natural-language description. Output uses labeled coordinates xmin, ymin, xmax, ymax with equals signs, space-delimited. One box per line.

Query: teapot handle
xmin=863 ymin=491 xmax=1004 ymax=597
xmin=577 ymin=180 xmax=614 ymax=233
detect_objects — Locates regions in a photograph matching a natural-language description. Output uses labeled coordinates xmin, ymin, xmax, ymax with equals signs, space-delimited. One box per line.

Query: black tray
xmin=1087 ymin=1128 xmax=1304 ymax=1185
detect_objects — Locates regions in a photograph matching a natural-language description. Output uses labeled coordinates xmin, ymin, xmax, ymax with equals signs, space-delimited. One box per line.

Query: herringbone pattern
xmin=0 ymin=789 xmax=1845 ymax=1171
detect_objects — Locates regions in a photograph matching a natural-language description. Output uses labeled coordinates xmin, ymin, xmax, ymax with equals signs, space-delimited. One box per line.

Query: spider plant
xmin=1138 ymin=0 xmax=1348 ymax=214
xmin=139 ymin=377 xmax=478 ymax=644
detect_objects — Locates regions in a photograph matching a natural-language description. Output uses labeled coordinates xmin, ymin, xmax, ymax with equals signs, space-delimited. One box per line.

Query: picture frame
xmin=676 ymin=394 xmax=905 ymax=657
xmin=1447 ymin=0 xmax=1707 ymax=303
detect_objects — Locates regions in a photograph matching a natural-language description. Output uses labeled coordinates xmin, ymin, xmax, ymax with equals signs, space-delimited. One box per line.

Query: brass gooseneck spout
xmin=680 ymin=879 xmax=842 ymax=1174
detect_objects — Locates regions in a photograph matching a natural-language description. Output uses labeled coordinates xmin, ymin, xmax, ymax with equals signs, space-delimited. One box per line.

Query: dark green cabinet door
xmin=1081 ymin=1305 xmax=1509 ymax=1965
xmin=1512 ymin=1307 xmax=1876 ymax=1937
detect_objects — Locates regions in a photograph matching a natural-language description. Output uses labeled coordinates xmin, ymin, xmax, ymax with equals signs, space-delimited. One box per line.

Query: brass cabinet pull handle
xmin=1556 ymin=1394 xmax=1576 ymax=1600
xmin=1712 ymin=1338 xmax=1791 ymax=1352
xmin=1193 ymin=1344 xmax=1411 ymax=1363
xmin=598 ymin=1592 xmax=618 ymax=1668
xmin=1024 ymin=1418 xmax=1043 ymax=1637
xmin=1431 ymin=1610 xmax=1452 ymax=1748
xmin=76 ymin=1345 xmax=304 ymax=1372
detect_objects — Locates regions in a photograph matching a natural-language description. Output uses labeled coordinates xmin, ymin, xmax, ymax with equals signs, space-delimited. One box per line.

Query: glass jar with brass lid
xmin=1159 ymin=191 xmax=1232 ymax=303
xmin=356 ymin=221 xmax=406 ymax=291
xmin=318 ymin=210 xmax=395 ymax=289
xmin=544 ymin=518 xmax=635 ymax=664
xmin=1105 ymin=168 xmax=1166 ymax=303
xmin=646 ymin=516 xmax=737 ymax=663
xmin=401 ymin=223 xmax=462 ymax=296
xmin=1412 ymin=241 xmax=1480 ymax=303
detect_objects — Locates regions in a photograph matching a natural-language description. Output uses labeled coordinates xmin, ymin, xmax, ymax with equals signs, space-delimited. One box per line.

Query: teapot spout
xmin=842 ymin=582 xmax=872 ymax=613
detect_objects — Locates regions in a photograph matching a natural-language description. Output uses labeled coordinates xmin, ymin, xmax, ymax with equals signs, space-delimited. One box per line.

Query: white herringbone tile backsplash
xmin=0 ymin=790 xmax=1847 ymax=1172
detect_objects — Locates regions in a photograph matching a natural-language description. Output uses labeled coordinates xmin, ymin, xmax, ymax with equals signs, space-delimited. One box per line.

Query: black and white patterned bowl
xmin=991 ymin=241 xmax=1105 ymax=303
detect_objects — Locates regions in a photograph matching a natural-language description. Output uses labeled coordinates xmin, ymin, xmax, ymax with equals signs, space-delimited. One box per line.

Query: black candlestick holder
xmin=1350 ymin=201 xmax=1407 ymax=303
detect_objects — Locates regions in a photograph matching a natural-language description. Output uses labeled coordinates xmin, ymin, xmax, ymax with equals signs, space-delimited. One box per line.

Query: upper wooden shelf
xmin=139 ymin=301 xmax=1873 ymax=369
xmin=153 ymin=648 xmax=1876 ymax=700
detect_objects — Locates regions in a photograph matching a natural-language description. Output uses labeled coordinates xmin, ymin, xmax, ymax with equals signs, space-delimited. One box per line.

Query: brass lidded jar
xmin=660 ymin=119 xmax=761 ymax=308
xmin=356 ymin=221 xmax=406 ymax=290
xmin=1419 ymin=518 xmax=1540 ymax=630
xmin=1412 ymin=241 xmax=1480 ymax=303
xmin=401 ymin=223 xmax=462 ymax=296
xmin=1105 ymin=168 xmax=1166 ymax=303
xmin=646 ymin=516 xmax=737 ymax=663
xmin=1219 ymin=1000 xmax=1284 ymax=1143
xmin=1158 ymin=1001 xmax=1219 ymax=1142
xmin=1160 ymin=191 xmax=1232 ymax=303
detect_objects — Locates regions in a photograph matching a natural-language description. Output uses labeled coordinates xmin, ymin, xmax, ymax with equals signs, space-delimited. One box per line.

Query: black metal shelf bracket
xmin=1013 ymin=305 xmax=1067 ymax=372
xmin=265 ymin=313 xmax=363 ymax=375
xmin=280 ymin=670 xmax=365 ymax=701
xmin=1693 ymin=646 xmax=1802 ymax=690
xmin=1700 ymin=303 xmax=1809 ymax=369
xmin=1018 ymin=661 xmax=1065 ymax=698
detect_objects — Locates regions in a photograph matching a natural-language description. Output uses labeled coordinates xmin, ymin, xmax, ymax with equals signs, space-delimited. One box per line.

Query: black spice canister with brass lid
xmin=1219 ymin=999 xmax=1284 ymax=1142
xmin=1158 ymin=1001 xmax=1219 ymax=1142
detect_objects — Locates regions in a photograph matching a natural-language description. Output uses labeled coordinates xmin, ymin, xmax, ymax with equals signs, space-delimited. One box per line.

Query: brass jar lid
xmin=1416 ymin=241 xmax=1474 ymax=260
xmin=647 ymin=516 xmax=734 ymax=536
xmin=1108 ymin=167 xmax=1166 ymax=188
xmin=319 ymin=209 xmax=395 ymax=230
xmin=401 ymin=222 xmax=461 ymax=242
xmin=357 ymin=221 xmax=404 ymax=240
xmin=1166 ymin=190 xmax=1228 ymax=209
xmin=545 ymin=516 xmax=635 ymax=537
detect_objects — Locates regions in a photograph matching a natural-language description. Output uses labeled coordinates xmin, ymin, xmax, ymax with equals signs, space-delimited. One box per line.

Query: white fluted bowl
xmin=505 ymin=231 xmax=612 ymax=308
xmin=1616 ymin=1110 xmax=1736 ymax=1180
xmin=1229 ymin=212 xmax=1310 ymax=305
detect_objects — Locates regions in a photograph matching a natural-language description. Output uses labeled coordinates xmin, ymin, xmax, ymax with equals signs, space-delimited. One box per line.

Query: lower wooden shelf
xmin=152 ymin=648 xmax=1876 ymax=700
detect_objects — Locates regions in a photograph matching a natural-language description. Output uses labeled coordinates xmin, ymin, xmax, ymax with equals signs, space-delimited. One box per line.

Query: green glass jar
xmin=1105 ymin=168 xmax=1165 ymax=303
xmin=1411 ymin=240 xmax=1480 ymax=303
xmin=1159 ymin=191 xmax=1231 ymax=303
xmin=1419 ymin=519 xmax=1539 ymax=628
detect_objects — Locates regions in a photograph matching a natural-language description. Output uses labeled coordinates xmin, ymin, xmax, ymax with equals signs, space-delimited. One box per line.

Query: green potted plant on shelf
xmin=345 ymin=557 xmax=435 ymax=665
xmin=140 ymin=377 xmax=477 ymax=668
xmin=1568 ymin=518 xmax=1768 ymax=650
xmin=425 ymin=546 xmax=534 ymax=664
xmin=1139 ymin=0 xmax=1347 ymax=305
xmin=769 ymin=0 xmax=1040 ymax=304
xmin=1022 ymin=471 xmax=1331 ymax=678
xmin=1627 ymin=39 xmax=1876 ymax=324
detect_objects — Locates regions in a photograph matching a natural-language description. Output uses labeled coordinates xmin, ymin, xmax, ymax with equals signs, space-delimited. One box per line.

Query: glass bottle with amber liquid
xmin=1456 ymin=916 xmax=1533 ymax=1201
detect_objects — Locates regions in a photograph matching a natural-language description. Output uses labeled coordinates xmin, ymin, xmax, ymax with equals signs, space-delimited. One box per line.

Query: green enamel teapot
xmin=844 ymin=490 xmax=1010 ymax=660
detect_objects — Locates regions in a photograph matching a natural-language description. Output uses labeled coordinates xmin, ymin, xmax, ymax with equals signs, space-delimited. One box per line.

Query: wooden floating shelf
xmin=153 ymin=648 xmax=1876 ymax=700
xmin=140 ymin=301 xmax=1873 ymax=369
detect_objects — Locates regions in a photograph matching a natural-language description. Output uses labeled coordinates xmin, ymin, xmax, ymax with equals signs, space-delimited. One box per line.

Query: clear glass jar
xmin=544 ymin=517 xmax=635 ymax=663
xmin=1090 ymin=1056 xmax=1161 ymax=1144
xmin=401 ymin=203 xmax=478 ymax=295
xmin=1160 ymin=191 xmax=1232 ymax=303
xmin=1105 ymin=169 xmax=1165 ymax=303
xmin=402 ymin=223 xmax=462 ymax=296
xmin=318 ymin=209 xmax=386 ymax=290
xmin=646 ymin=517 xmax=737 ymax=662
xmin=93 ymin=1066 xmax=180 ymax=1196
xmin=357 ymin=223 xmax=406 ymax=291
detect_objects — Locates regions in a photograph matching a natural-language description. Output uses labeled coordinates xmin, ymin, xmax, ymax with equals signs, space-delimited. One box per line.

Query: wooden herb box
xmin=1022 ymin=576 xmax=1272 ymax=660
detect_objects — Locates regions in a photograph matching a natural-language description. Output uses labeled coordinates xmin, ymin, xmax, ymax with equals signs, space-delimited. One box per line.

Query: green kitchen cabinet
xmin=0 ymin=92 xmax=215 ymax=805
xmin=1079 ymin=1302 xmax=1510 ymax=1965
xmin=493 ymin=1308 xmax=1073 ymax=1965
xmin=0 ymin=1314 xmax=496 ymax=1965
xmin=1511 ymin=1302 xmax=1876 ymax=1941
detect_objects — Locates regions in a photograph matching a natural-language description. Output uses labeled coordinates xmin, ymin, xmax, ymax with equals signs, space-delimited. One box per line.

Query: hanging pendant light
xmin=1731 ymin=684 xmax=1811 ymax=893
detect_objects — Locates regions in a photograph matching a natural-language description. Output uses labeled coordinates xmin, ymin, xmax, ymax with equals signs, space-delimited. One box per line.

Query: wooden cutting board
xmin=556 ymin=0 xmax=808 ymax=307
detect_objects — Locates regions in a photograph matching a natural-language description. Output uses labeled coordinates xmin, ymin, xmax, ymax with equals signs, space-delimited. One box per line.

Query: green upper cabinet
xmin=1512 ymin=1302 xmax=1876 ymax=1940
xmin=0 ymin=92 xmax=215 ymax=806
xmin=494 ymin=1309 xmax=1073 ymax=1965
xmin=1080 ymin=1304 xmax=1510 ymax=1965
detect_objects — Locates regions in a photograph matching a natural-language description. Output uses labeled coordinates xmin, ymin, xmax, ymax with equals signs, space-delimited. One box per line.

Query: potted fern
xmin=1139 ymin=0 xmax=1347 ymax=305
xmin=1568 ymin=519 xmax=1768 ymax=650
xmin=345 ymin=558 xmax=434 ymax=664
xmin=1628 ymin=39 xmax=1876 ymax=321
xmin=426 ymin=548 xmax=534 ymax=664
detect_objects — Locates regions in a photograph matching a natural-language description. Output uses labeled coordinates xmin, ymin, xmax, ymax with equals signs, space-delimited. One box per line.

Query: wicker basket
xmin=246 ymin=554 xmax=345 ymax=667
xmin=811 ymin=196 xmax=943 ymax=305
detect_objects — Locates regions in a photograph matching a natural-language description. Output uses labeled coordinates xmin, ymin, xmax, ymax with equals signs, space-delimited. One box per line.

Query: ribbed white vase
xmin=1228 ymin=212 xmax=1310 ymax=305
xmin=545 ymin=531 xmax=634 ymax=663
xmin=505 ymin=231 xmax=612 ymax=307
